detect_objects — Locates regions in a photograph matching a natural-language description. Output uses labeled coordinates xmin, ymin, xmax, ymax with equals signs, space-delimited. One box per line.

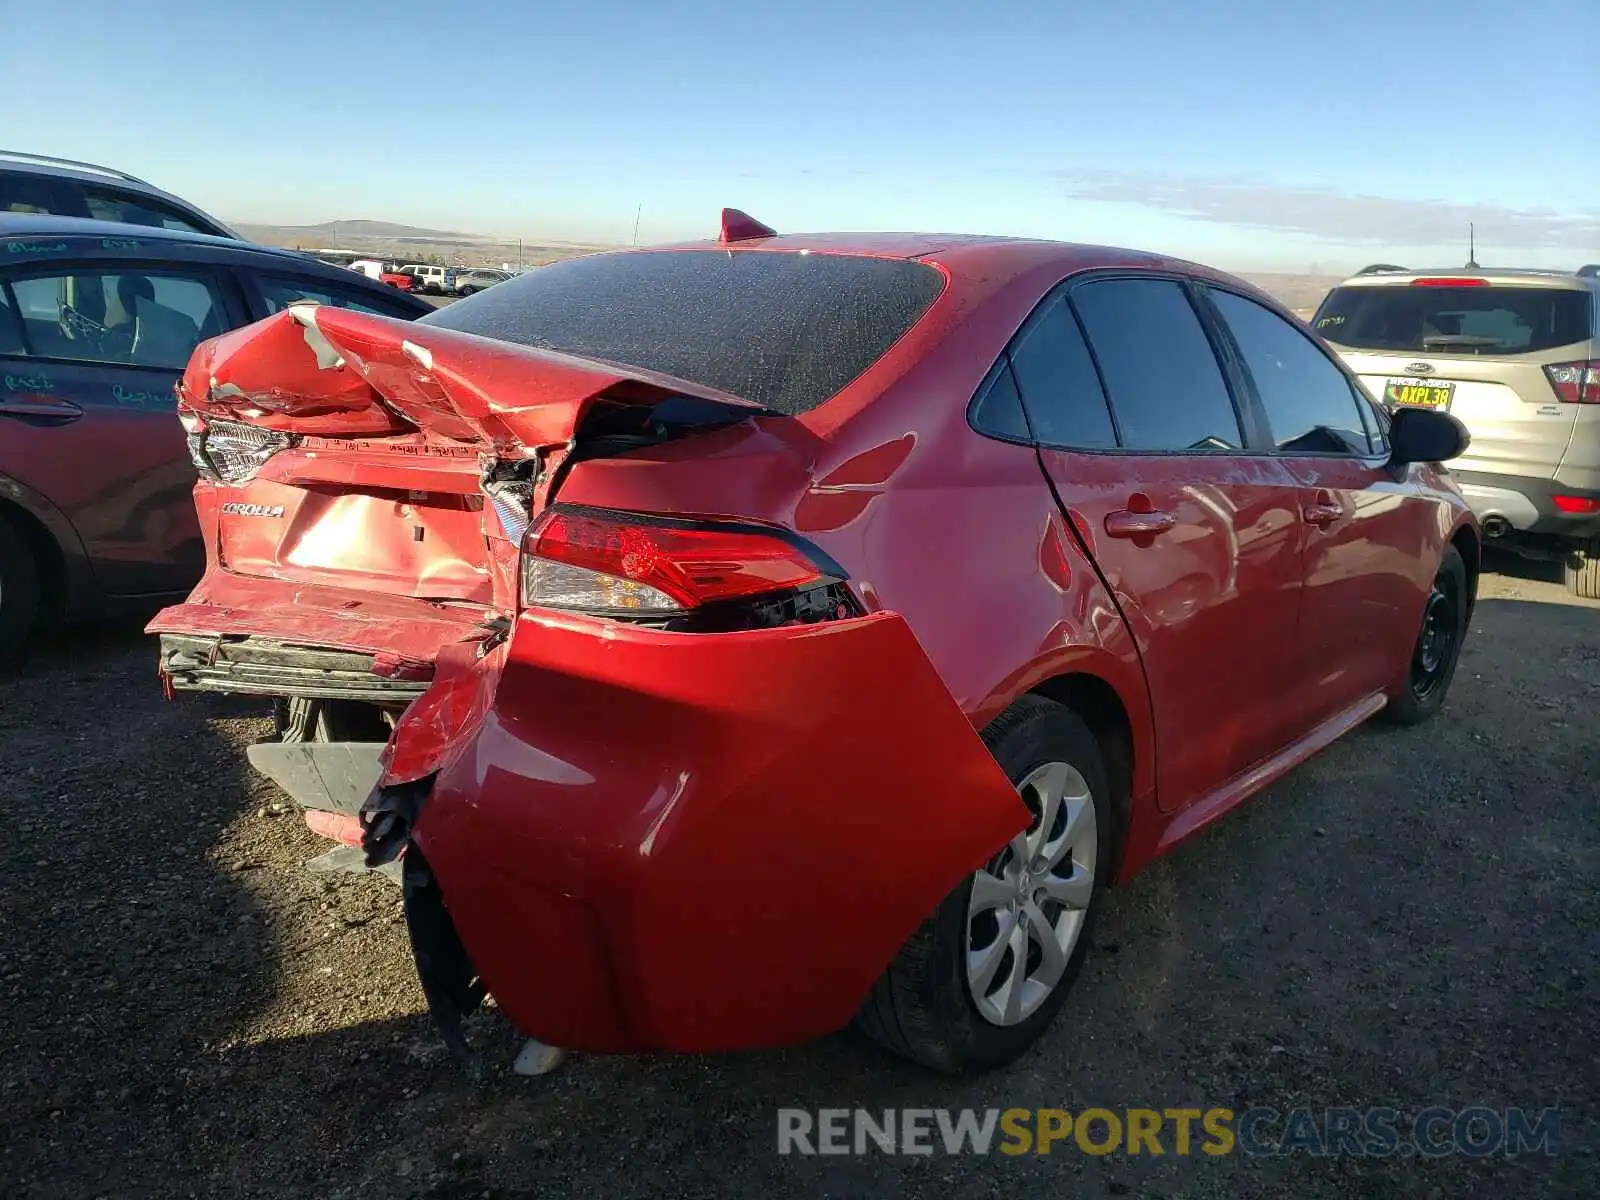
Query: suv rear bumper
xmin=1451 ymin=470 xmax=1600 ymax=541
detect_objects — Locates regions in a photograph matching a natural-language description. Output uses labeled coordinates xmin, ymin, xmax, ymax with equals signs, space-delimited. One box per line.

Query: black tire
xmin=273 ymin=697 xmax=391 ymax=743
xmin=0 ymin=514 xmax=43 ymax=666
xmin=1382 ymin=545 xmax=1469 ymax=726
xmin=855 ymin=695 xmax=1114 ymax=1074
xmin=1565 ymin=537 xmax=1600 ymax=601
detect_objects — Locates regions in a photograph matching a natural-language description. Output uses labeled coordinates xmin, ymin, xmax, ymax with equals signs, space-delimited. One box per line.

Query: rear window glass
xmin=420 ymin=249 xmax=945 ymax=415
xmin=1314 ymin=285 xmax=1591 ymax=355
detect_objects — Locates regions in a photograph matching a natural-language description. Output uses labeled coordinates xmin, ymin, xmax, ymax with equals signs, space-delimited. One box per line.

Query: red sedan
xmin=150 ymin=213 xmax=1477 ymax=1073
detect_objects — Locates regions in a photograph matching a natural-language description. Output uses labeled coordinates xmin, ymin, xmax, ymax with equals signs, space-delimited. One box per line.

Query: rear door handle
xmin=1302 ymin=490 xmax=1342 ymax=528
xmin=0 ymin=396 xmax=84 ymax=422
xmin=1105 ymin=508 xmax=1177 ymax=538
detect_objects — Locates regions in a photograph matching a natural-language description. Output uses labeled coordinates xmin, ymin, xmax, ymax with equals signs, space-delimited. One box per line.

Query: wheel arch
xmin=1027 ymin=670 xmax=1136 ymax=878
xmin=0 ymin=469 xmax=100 ymax=616
xmin=1449 ymin=521 xmax=1480 ymax=622
xmin=0 ymin=491 xmax=80 ymax=621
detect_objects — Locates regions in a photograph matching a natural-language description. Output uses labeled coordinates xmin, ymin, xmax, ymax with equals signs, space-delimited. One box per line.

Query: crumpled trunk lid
xmin=152 ymin=305 xmax=785 ymax=687
xmin=181 ymin=303 xmax=763 ymax=454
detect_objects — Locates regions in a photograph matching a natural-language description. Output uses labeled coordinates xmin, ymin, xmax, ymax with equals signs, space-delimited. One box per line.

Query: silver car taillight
xmin=186 ymin=417 xmax=295 ymax=483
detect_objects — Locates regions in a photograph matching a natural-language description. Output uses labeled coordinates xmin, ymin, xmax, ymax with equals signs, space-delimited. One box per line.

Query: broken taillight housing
xmin=184 ymin=413 xmax=296 ymax=483
xmin=520 ymin=505 xmax=861 ymax=629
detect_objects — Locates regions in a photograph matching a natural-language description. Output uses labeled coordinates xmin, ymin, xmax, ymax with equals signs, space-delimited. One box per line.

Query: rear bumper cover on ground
xmin=369 ymin=607 xmax=1028 ymax=1054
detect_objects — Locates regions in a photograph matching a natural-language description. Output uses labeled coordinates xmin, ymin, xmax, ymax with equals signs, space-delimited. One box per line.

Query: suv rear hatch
xmin=1313 ymin=277 xmax=1596 ymax=480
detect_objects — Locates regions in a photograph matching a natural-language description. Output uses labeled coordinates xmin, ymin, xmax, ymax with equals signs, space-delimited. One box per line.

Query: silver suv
xmin=1314 ymin=265 xmax=1600 ymax=597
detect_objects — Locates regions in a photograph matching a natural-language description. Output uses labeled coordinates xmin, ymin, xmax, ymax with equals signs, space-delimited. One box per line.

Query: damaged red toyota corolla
xmin=148 ymin=212 xmax=1479 ymax=1073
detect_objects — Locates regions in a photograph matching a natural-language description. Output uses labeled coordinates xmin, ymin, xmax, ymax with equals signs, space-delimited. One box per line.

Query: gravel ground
xmin=1 ymin=554 xmax=1596 ymax=1199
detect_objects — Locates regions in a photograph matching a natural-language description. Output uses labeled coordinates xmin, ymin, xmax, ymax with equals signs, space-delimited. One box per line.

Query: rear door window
xmin=0 ymin=172 xmax=69 ymax=216
xmin=1314 ymin=285 xmax=1591 ymax=355
xmin=82 ymin=188 xmax=214 ymax=235
xmin=1007 ymin=297 xmax=1118 ymax=448
xmin=970 ymin=358 xmax=1031 ymax=441
xmin=254 ymin=273 xmax=419 ymax=318
xmin=0 ymin=285 xmax=24 ymax=354
xmin=1070 ymin=278 xmax=1243 ymax=452
xmin=1209 ymin=289 xmax=1376 ymax=455
xmin=7 ymin=268 xmax=228 ymax=370
xmin=422 ymin=249 xmax=945 ymax=415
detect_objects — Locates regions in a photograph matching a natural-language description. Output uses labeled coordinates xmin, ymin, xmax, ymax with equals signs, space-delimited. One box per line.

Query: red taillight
xmin=521 ymin=506 xmax=834 ymax=613
xmin=1545 ymin=360 xmax=1600 ymax=404
xmin=1553 ymin=495 xmax=1600 ymax=515
xmin=1409 ymin=278 xmax=1489 ymax=287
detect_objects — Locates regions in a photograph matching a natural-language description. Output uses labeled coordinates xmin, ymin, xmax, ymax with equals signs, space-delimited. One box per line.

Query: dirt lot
xmin=1 ymin=555 xmax=1596 ymax=1199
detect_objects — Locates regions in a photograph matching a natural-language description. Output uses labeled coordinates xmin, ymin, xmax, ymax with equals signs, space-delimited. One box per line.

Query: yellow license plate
xmin=1384 ymin=378 xmax=1454 ymax=409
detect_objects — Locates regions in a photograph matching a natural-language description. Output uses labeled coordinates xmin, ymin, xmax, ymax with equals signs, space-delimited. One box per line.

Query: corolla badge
xmin=220 ymin=502 xmax=286 ymax=518
xmin=1405 ymin=362 xmax=1435 ymax=375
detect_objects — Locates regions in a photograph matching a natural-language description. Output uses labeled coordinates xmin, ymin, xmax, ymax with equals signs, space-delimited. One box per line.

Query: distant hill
xmin=234 ymin=219 xmax=482 ymax=244
xmin=231 ymin=219 xmax=615 ymax=269
xmin=1238 ymin=272 xmax=1341 ymax=314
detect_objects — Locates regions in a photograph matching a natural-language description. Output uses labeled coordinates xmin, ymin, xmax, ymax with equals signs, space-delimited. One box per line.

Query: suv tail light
xmin=520 ymin=505 xmax=860 ymax=628
xmin=1544 ymin=360 xmax=1600 ymax=404
xmin=1552 ymin=495 xmax=1600 ymax=515
xmin=182 ymin=408 xmax=296 ymax=482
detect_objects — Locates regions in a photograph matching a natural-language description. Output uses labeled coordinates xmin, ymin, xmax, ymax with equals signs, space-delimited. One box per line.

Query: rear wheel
xmin=0 ymin=515 xmax=42 ymax=666
xmin=274 ymin=697 xmax=392 ymax=743
xmin=855 ymin=695 xmax=1112 ymax=1074
xmin=1382 ymin=545 xmax=1468 ymax=726
xmin=1565 ymin=537 xmax=1600 ymax=600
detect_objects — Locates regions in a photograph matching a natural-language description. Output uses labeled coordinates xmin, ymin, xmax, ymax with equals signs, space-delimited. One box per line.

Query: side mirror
xmin=1389 ymin=406 xmax=1470 ymax=465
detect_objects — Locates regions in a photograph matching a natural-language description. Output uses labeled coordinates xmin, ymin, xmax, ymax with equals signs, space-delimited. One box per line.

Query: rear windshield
xmin=419 ymin=249 xmax=945 ymax=415
xmin=1313 ymin=284 xmax=1592 ymax=355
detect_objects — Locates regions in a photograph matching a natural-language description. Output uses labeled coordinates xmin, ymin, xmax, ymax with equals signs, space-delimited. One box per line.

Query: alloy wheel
xmin=966 ymin=761 xmax=1097 ymax=1026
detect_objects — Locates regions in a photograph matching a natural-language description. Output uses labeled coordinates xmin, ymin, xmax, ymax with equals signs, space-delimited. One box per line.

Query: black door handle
xmin=0 ymin=397 xmax=84 ymax=422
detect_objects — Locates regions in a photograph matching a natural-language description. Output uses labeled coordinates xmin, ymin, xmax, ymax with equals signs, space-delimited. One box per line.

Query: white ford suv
xmin=1314 ymin=265 xmax=1600 ymax=597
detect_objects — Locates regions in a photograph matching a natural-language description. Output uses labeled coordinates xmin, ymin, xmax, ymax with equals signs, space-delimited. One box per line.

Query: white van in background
xmin=399 ymin=264 xmax=450 ymax=294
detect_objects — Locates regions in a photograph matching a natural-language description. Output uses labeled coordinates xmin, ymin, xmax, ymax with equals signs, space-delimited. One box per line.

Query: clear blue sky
xmin=11 ymin=0 xmax=1597 ymax=271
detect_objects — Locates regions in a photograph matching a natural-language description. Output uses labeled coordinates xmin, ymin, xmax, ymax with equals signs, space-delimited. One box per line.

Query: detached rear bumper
xmin=370 ymin=608 xmax=1027 ymax=1054
xmin=147 ymin=572 xmax=495 ymax=702
xmin=157 ymin=633 xmax=433 ymax=703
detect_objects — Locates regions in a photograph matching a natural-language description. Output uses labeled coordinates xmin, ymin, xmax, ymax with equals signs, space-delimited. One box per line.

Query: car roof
xmin=0 ymin=151 xmax=239 ymax=238
xmin=622 ymin=231 xmax=1286 ymax=322
xmin=637 ymin=229 xmax=1255 ymax=289
xmin=0 ymin=213 xmax=431 ymax=306
xmin=1 ymin=211 xmax=312 ymax=263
